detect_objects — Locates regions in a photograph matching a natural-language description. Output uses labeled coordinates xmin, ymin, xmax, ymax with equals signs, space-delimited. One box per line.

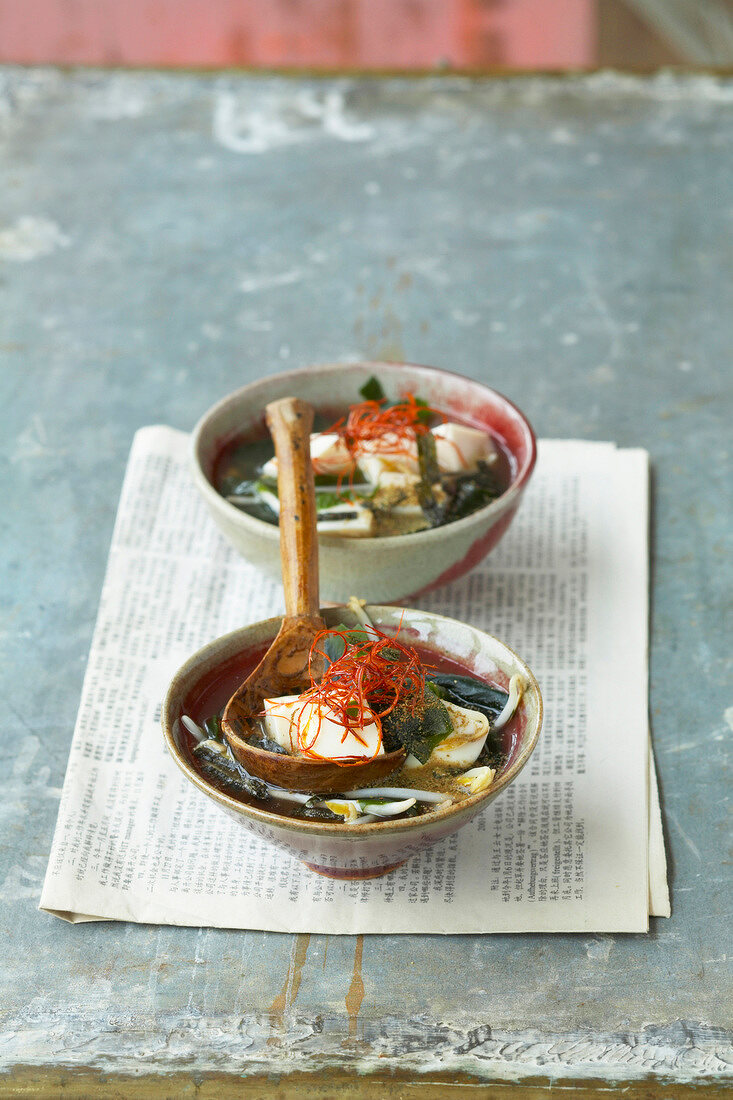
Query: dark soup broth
xmin=212 ymin=401 xmax=515 ymax=537
xmin=180 ymin=639 xmax=524 ymax=823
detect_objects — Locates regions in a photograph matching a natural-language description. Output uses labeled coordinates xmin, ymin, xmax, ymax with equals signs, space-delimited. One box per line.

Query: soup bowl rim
xmin=161 ymin=605 xmax=543 ymax=837
xmin=190 ymin=360 xmax=537 ymax=549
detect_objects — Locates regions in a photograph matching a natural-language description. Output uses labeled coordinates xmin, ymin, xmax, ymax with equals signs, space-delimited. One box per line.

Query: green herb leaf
xmin=315 ymin=470 xmax=368 ymax=487
xmin=413 ymin=396 xmax=433 ymax=425
xmin=320 ymin=623 xmax=371 ymax=667
xmin=359 ymin=375 xmax=386 ymax=402
xmin=203 ymin=715 xmax=224 ymax=741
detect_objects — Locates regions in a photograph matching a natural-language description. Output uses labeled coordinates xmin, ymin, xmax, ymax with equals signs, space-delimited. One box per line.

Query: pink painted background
xmin=0 ymin=0 xmax=594 ymax=70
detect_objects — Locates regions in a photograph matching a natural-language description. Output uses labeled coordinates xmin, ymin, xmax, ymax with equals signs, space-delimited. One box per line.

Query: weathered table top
xmin=2 ymin=68 xmax=731 ymax=1096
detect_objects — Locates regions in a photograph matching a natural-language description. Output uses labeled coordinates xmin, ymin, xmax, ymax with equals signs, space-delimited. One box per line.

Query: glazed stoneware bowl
xmin=190 ymin=362 xmax=536 ymax=603
xmin=161 ymin=605 xmax=542 ymax=879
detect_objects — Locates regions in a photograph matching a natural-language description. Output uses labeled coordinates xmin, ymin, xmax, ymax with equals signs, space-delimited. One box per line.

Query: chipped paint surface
xmin=213 ymin=85 xmax=373 ymax=154
xmin=0 ymin=1005 xmax=730 ymax=1082
xmin=0 ymin=215 xmax=69 ymax=260
xmin=1 ymin=67 xmax=731 ymax=1086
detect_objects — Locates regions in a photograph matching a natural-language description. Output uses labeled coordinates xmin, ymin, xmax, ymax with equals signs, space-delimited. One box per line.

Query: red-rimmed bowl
xmin=161 ymin=604 xmax=543 ymax=880
xmin=190 ymin=362 xmax=536 ymax=603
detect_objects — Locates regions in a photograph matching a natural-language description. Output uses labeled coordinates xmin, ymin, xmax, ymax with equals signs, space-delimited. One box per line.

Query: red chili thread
xmin=280 ymin=623 xmax=430 ymax=765
xmin=325 ymin=393 xmax=444 ymax=466
xmin=261 ymin=624 xmax=433 ymax=766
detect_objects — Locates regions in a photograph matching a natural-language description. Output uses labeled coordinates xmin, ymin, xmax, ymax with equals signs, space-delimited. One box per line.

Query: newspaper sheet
xmin=40 ymin=427 xmax=669 ymax=932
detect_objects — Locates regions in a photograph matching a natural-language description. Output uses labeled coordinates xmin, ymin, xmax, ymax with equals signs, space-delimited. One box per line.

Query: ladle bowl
xmin=225 ymin=728 xmax=406 ymax=793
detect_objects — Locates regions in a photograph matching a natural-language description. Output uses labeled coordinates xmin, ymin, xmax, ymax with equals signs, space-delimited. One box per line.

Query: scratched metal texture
xmin=1 ymin=68 xmax=731 ymax=1085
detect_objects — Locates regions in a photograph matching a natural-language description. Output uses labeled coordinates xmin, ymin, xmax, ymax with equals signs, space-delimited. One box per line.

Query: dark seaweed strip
xmin=298 ymin=803 xmax=343 ymax=822
xmin=428 ymin=674 xmax=510 ymax=770
xmin=318 ymin=510 xmax=359 ymax=521
xmin=427 ymin=673 xmax=508 ymax=721
xmin=380 ymin=686 xmax=453 ymax=764
xmin=193 ymin=740 xmax=270 ymax=801
xmin=417 ymin=430 xmax=440 ymax=486
xmin=247 ymin=733 xmax=288 ymax=755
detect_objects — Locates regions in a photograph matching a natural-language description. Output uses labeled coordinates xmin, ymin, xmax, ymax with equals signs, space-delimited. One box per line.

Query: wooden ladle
xmin=221 ymin=396 xmax=405 ymax=793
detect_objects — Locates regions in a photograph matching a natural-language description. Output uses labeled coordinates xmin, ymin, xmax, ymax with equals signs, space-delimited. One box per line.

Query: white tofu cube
xmin=262 ymin=432 xmax=354 ymax=479
xmin=310 ymin=433 xmax=355 ymax=475
xmin=369 ymin=471 xmax=423 ymax=516
xmin=357 ymin=450 xmax=420 ymax=483
xmin=259 ymin=488 xmax=374 ymax=536
xmin=316 ymin=503 xmax=375 ymax=537
xmin=263 ymin=694 xmax=383 ymax=761
xmin=355 ymin=431 xmax=420 ymax=481
xmin=404 ymin=700 xmax=489 ymax=769
xmin=432 ymin=422 xmax=496 ymax=473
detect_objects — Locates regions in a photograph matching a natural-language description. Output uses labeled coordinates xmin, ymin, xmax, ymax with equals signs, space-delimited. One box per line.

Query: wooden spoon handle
xmin=265 ymin=397 xmax=320 ymax=619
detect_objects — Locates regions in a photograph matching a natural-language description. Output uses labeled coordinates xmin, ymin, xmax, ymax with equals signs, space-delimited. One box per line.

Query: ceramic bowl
xmin=161 ymin=605 xmax=542 ymax=880
xmin=190 ymin=362 xmax=536 ymax=603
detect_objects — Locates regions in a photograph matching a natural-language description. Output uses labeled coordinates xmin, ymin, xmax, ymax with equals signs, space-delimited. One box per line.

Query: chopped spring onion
xmin=265 ymin=787 xmax=313 ymax=805
xmin=340 ymin=786 xmax=451 ymax=805
xmin=361 ymin=798 xmax=416 ymax=818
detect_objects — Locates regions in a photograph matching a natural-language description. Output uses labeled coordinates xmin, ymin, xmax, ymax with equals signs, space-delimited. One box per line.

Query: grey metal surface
xmin=1 ymin=68 xmax=731 ymax=1084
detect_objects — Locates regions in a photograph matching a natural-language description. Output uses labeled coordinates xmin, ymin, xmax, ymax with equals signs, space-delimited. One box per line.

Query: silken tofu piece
xmin=258 ymin=487 xmax=375 ymax=537
xmin=262 ymin=432 xmax=354 ymax=479
xmin=369 ymin=471 xmax=423 ymax=516
xmin=356 ymin=432 xmax=420 ymax=482
xmin=404 ymin=700 xmax=489 ymax=769
xmin=432 ymin=422 xmax=497 ymax=473
xmin=356 ymin=423 xmax=495 ymax=482
xmin=316 ymin=504 xmax=375 ymax=537
xmin=263 ymin=695 xmax=383 ymax=760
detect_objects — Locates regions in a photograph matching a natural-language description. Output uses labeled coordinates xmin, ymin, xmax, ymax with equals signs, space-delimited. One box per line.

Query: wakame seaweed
xmin=428 ymin=673 xmax=509 ymax=768
xmin=298 ymin=802 xmax=344 ymax=822
xmin=439 ymin=461 xmax=502 ymax=524
xmin=427 ymin=673 xmax=509 ymax=722
xmin=193 ymin=740 xmax=271 ymax=802
xmin=380 ymin=685 xmax=453 ymax=764
xmin=248 ymin=732 xmax=288 ymax=755
xmin=417 ymin=430 xmax=440 ymax=487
